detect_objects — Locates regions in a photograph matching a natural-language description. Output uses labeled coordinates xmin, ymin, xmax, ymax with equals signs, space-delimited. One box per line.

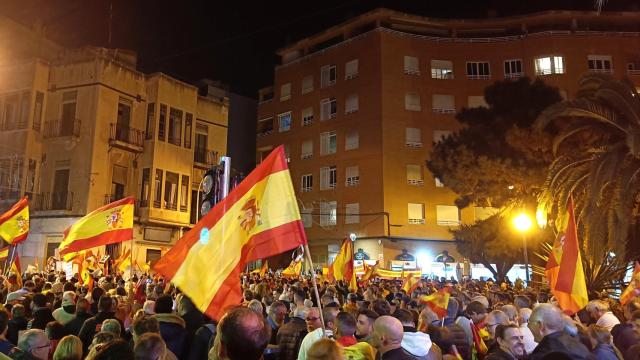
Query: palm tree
xmin=536 ymin=73 xmax=640 ymax=261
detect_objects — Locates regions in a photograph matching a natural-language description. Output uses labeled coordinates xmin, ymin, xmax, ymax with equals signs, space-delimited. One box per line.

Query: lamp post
xmin=513 ymin=213 xmax=532 ymax=284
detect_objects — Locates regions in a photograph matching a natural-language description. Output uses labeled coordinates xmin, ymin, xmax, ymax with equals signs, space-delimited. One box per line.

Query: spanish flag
xmin=0 ymin=247 xmax=8 ymax=260
xmin=58 ymin=197 xmax=134 ymax=255
xmin=621 ymin=262 xmax=640 ymax=305
xmin=545 ymin=195 xmax=588 ymax=315
xmin=328 ymin=238 xmax=357 ymax=291
xmin=153 ymin=146 xmax=307 ymax=320
xmin=8 ymin=251 xmax=22 ymax=288
xmin=0 ymin=198 xmax=29 ymax=244
xmin=418 ymin=287 xmax=450 ymax=318
xmin=402 ymin=272 xmax=421 ymax=294
xmin=251 ymin=260 xmax=269 ymax=276
xmin=281 ymin=259 xmax=302 ymax=278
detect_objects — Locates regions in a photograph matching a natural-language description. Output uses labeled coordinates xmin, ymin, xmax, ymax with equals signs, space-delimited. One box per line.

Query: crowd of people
xmin=0 ymin=268 xmax=635 ymax=360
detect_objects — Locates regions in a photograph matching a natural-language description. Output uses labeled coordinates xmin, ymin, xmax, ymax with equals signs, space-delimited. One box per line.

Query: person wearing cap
xmin=52 ymin=292 xmax=76 ymax=326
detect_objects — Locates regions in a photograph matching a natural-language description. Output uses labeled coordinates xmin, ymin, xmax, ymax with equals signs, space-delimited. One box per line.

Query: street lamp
xmin=513 ymin=213 xmax=532 ymax=284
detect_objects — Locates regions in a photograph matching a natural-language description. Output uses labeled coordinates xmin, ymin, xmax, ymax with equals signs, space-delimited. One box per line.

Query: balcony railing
xmin=193 ymin=149 xmax=218 ymax=169
xmin=43 ymin=119 xmax=81 ymax=138
xmin=627 ymin=69 xmax=640 ymax=76
xmin=504 ymin=72 xmax=525 ymax=80
xmin=0 ymin=190 xmax=21 ymax=201
xmin=109 ymin=123 xmax=144 ymax=151
xmin=31 ymin=192 xmax=73 ymax=211
xmin=408 ymin=218 xmax=425 ymax=225
xmin=0 ymin=120 xmax=28 ymax=131
xmin=407 ymin=179 xmax=424 ymax=186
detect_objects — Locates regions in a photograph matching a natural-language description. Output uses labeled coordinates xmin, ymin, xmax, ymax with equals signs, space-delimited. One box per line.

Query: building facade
xmin=256 ymin=9 xmax=640 ymax=274
xmin=0 ymin=16 xmax=228 ymax=268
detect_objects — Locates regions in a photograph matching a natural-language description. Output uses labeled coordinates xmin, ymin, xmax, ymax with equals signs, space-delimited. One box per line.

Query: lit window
xmin=320 ymin=201 xmax=337 ymax=226
xmin=345 ymin=166 xmax=359 ymax=187
xmin=407 ymin=165 xmax=423 ymax=186
xmin=431 ymin=60 xmax=454 ymax=79
xmin=278 ymin=112 xmax=292 ymax=132
xmin=320 ymin=98 xmax=337 ymax=120
xmin=405 ymin=128 xmax=422 ymax=148
xmin=345 ymin=59 xmax=359 ymax=80
xmin=405 ymin=92 xmax=421 ymax=111
xmin=432 ymin=94 xmax=455 ymax=113
xmin=408 ymin=203 xmax=425 ymax=224
xmin=404 ymin=56 xmax=420 ymax=75
xmin=535 ymin=56 xmax=564 ymax=75
xmin=437 ymin=205 xmax=461 ymax=226
xmin=320 ymin=166 xmax=337 ymax=190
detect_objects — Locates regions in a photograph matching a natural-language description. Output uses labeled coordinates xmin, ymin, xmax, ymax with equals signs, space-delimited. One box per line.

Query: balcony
xmin=109 ymin=123 xmax=144 ymax=152
xmin=627 ymin=69 xmax=640 ymax=76
xmin=43 ymin=119 xmax=81 ymax=138
xmin=193 ymin=149 xmax=218 ymax=169
xmin=407 ymin=179 xmax=424 ymax=186
xmin=0 ymin=120 xmax=28 ymax=131
xmin=31 ymin=192 xmax=73 ymax=211
xmin=504 ymin=72 xmax=525 ymax=80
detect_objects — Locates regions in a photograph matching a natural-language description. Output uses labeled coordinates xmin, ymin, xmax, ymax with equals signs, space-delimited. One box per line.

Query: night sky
xmin=2 ymin=0 xmax=638 ymax=98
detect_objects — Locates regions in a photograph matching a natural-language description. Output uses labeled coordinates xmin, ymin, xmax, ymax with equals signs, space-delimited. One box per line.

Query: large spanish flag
xmin=328 ymin=238 xmax=357 ymax=291
xmin=153 ymin=146 xmax=307 ymax=320
xmin=546 ymin=195 xmax=588 ymax=315
xmin=402 ymin=272 xmax=421 ymax=294
xmin=58 ymin=197 xmax=134 ymax=255
xmin=0 ymin=198 xmax=29 ymax=244
xmin=281 ymin=259 xmax=302 ymax=278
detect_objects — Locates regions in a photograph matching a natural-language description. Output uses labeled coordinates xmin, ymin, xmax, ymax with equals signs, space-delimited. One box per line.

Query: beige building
xmin=256 ymin=9 xmax=640 ymax=276
xmin=0 ymin=16 xmax=228 ymax=269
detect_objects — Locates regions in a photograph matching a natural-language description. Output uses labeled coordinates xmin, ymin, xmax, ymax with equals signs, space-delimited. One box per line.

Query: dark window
xmin=184 ymin=113 xmax=193 ymax=149
xmin=146 ymin=249 xmax=162 ymax=267
xmin=145 ymin=103 xmax=155 ymax=140
xmin=52 ymin=169 xmax=70 ymax=210
xmin=180 ymin=175 xmax=189 ymax=212
xmin=164 ymin=171 xmax=179 ymax=210
xmin=61 ymin=91 xmax=77 ymax=136
xmin=141 ymin=168 xmax=150 ymax=207
xmin=154 ymin=169 xmax=163 ymax=208
xmin=116 ymin=98 xmax=132 ymax=142
xmin=168 ymin=108 xmax=182 ymax=146
xmin=33 ymin=92 xmax=43 ymax=131
xmin=158 ymin=104 xmax=167 ymax=141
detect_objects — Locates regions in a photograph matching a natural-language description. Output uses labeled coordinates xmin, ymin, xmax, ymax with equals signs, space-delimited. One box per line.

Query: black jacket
xmin=28 ymin=308 xmax=54 ymax=330
xmin=7 ymin=317 xmax=28 ymax=345
xmin=188 ymin=324 xmax=216 ymax=360
xmin=381 ymin=347 xmax=420 ymax=360
xmin=529 ymin=331 xmax=593 ymax=360
xmin=64 ymin=312 xmax=92 ymax=337
xmin=485 ymin=348 xmax=516 ymax=360
xmin=78 ymin=311 xmax=123 ymax=355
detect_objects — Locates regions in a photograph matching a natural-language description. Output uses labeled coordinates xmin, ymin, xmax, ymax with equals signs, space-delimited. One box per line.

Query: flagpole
xmin=130 ymin=236 xmax=134 ymax=280
xmin=303 ymin=243 xmax=326 ymax=337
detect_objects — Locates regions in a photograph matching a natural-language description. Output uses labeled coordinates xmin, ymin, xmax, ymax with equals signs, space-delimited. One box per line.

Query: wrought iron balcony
xmin=31 ymin=192 xmax=73 ymax=211
xmin=43 ymin=119 xmax=81 ymax=138
xmin=109 ymin=123 xmax=144 ymax=152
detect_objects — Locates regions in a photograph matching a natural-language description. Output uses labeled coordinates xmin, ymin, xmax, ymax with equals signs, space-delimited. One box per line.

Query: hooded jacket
xmin=401 ymin=326 xmax=433 ymax=359
xmin=154 ymin=312 xmax=187 ymax=359
xmin=78 ymin=311 xmax=123 ymax=355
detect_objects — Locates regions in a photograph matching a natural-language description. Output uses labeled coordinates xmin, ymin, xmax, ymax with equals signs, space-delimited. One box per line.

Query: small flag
xmin=418 ymin=288 xmax=450 ymax=318
xmin=0 ymin=198 xmax=29 ymax=244
xmin=153 ymin=146 xmax=307 ymax=320
xmin=621 ymin=262 xmax=640 ymax=305
xmin=471 ymin=320 xmax=488 ymax=358
xmin=281 ymin=259 xmax=302 ymax=278
xmin=0 ymin=247 xmax=9 ymax=261
xmin=545 ymin=195 xmax=588 ymax=315
xmin=9 ymin=251 xmax=22 ymax=288
xmin=328 ymin=238 xmax=357 ymax=291
xmin=59 ymin=197 xmax=134 ymax=255
xmin=402 ymin=272 xmax=421 ymax=294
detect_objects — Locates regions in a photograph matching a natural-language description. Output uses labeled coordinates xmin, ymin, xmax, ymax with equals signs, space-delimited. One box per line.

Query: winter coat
xmin=63 ymin=312 xmax=92 ymax=337
xmin=401 ymin=327 xmax=432 ymax=359
xmin=154 ymin=313 xmax=187 ymax=359
xmin=78 ymin=311 xmax=123 ymax=355
xmin=529 ymin=331 xmax=593 ymax=360
xmin=7 ymin=317 xmax=27 ymax=345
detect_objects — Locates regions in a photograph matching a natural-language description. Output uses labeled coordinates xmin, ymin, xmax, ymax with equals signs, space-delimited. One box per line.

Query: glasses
xmin=306 ymin=317 xmax=320 ymax=321
xmin=33 ymin=342 xmax=51 ymax=350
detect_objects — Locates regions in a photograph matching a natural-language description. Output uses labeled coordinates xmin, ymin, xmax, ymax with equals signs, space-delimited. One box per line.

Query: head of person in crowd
xmin=307 ymin=338 xmax=343 ymax=360
xmin=486 ymin=310 xmax=510 ymax=338
xmin=623 ymin=298 xmax=640 ymax=321
xmin=320 ymin=294 xmax=334 ymax=307
xmin=322 ymin=306 xmax=340 ymax=332
xmin=98 ymin=295 xmax=113 ymax=313
xmin=90 ymin=339 xmax=134 ymax=360
xmin=501 ymin=304 xmax=518 ymax=324
xmin=371 ymin=299 xmax=391 ymax=316
xmin=24 ymin=280 xmax=35 ymax=292
xmin=247 ymin=299 xmax=263 ymax=315
xmin=243 ymin=289 xmax=253 ymax=302
xmin=418 ymin=306 xmax=439 ymax=332
xmin=305 ymin=307 xmax=323 ymax=332
xmin=587 ymin=324 xmax=612 ymax=350
xmin=17 ymin=329 xmax=51 ymax=360
xmin=134 ymin=333 xmax=166 ymax=360
xmin=101 ymin=319 xmax=122 ymax=337
xmin=32 ymin=293 xmax=48 ymax=310
xmin=514 ymin=295 xmax=532 ymax=310
xmin=356 ymin=309 xmax=379 ymax=340
xmin=216 ymin=306 xmax=270 ymax=360
xmin=177 ymin=295 xmax=196 ymax=317
xmin=53 ymin=335 xmax=82 ymax=360
xmin=268 ymin=300 xmax=287 ymax=327
xmin=333 ymin=312 xmax=356 ymax=339
xmin=586 ymin=300 xmax=610 ymax=322
xmin=91 ymin=287 xmax=105 ymax=304
xmin=465 ymin=301 xmax=488 ymax=324
xmin=143 ymin=300 xmax=155 ymax=315
xmin=518 ymin=308 xmax=532 ymax=327
xmin=495 ymin=324 xmax=526 ymax=358
xmin=12 ymin=303 xmax=25 ymax=319
xmin=154 ymin=294 xmax=173 ymax=314
xmin=293 ymin=289 xmax=306 ymax=307
xmin=75 ymin=298 xmax=90 ymax=316
xmin=46 ymin=321 xmax=65 ymax=340
xmin=528 ymin=303 xmax=565 ymax=342
xmin=131 ymin=316 xmax=160 ymax=343
xmin=371 ymin=315 xmax=405 ymax=355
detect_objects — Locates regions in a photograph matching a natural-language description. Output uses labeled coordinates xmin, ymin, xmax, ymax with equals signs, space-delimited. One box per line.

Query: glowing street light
xmin=513 ymin=212 xmax=532 ymax=284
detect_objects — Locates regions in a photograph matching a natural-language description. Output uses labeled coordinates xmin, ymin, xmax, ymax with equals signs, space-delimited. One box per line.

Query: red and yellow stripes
xmin=418 ymin=288 xmax=450 ymax=318
xmin=328 ymin=238 xmax=357 ymax=291
xmin=154 ymin=146 xmax=307 ymax=320
xmin=0 ymin=198 xmax=29 ymax=244
xmin=547 ymin=196 xmax=588 ymax=315
xmin=59 ymin=197 xmax=134 ymax=255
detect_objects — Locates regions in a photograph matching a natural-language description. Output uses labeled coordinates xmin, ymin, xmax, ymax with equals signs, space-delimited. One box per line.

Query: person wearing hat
xmin=52 ymin=291 xmax=76 ymax=325
xmin=4 ymin=292 xmax=24 ymax=306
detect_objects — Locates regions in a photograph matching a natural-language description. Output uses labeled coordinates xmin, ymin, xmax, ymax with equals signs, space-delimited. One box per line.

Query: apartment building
xmin=256 ymin=8 xmax=640 ymax=273
xmin=0 ymin=16 xmax=228 ymax=268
